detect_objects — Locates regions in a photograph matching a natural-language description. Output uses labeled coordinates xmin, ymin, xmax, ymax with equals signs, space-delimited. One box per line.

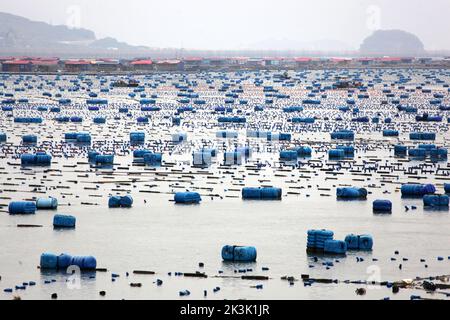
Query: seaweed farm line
xmin=1 ymin=69 xmax=450 ymax=300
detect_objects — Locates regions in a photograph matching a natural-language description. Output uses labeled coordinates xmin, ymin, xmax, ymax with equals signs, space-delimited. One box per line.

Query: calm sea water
xmin=1 ymin=71 xmax=450 ymax=300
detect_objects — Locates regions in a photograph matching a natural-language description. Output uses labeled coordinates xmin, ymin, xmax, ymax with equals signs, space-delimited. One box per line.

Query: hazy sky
xmin=1 ymin=0 xmax=449 ymax=50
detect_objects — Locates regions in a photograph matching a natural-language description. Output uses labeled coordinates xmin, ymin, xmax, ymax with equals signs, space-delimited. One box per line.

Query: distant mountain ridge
xmin=0 ymin=12 xmax=95 ymax=46
xmin=0 ymin=11 xmax=151 ymax=57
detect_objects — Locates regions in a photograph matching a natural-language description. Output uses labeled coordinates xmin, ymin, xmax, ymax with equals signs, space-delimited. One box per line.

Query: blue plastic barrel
xmin=358 ymin=235 xmax=373 ymax=250
xmin=108 ymin=195 xmax=133 ymax=208
xmin=344 ymin=234 xmax=359 ymax=250
xmin=174 ymin=192 xmax=201 ymax=204
xmin=221 ymin=245 xmax=257 ymax=262
xmin=423 ymin=194 xmax=449 ymax=208
xmin=280 ymin=150 xmax=297 ymax=161
xmin=336 ymin=187 xmax=367 ymax=199
xmin=242 ymin=187 xmax=282 ymax=200
xmin=70 ymin=256 xmax=97 ymax=270
xmin=53 ymin=214 xmax=76 ymax=228
xmin=108 ymin=196 xmax=122 ymax=208
xmin=40 ymin=253 xmax=58 ymax=269
xmin=36 ymin=197 xmax=58 ymax=210
xmin=329 ymin=149 xmax=345 ymax=159
xmin=394 ymin=145 xmax=407 ymax=156
xmin=401 ymin=184 xmax=435 ymax=197
xmin=95 ymin=155 xmax=114 ymax=165
xmin=324 ymin=240 xmax=347 ymax=254
xmin=373 ymin=200 xmax=392 ymax=213
xmin=57 ymin=254 xmax=73 ymax=269
xmin=8 ymin=201 xmax=36 ymax=215
xmin=444 ymin=183 xmax=450 ymax=194
xmin=294 ymin=146 xmax=312 ymax=156
xmin=143 ymin=153 xmax=162 ymax=166
xmin=119 ymin=195 xmax=133 ymax=208
xmin=22 ymin=135 xmax=37 ymax=143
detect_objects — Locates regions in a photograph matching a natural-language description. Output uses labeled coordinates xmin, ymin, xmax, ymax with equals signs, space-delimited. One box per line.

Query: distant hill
xmin=0 ymin=11 xmax=151 ymax=57
xmin=0 ymin=12 xmax=95 ymax=46
xmin=360 ymin=29 xmax=425 ymax=56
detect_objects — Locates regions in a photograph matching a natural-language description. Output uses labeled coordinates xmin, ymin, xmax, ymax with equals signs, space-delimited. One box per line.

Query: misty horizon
xmin=0 ymin=0 xmax=450 ymax=52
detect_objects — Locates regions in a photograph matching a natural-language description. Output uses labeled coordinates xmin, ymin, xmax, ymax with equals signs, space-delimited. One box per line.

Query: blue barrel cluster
xmin=291 ymin=117 xmax=315 ymax=123
xmin=302 ymin=99 xmax=320 ymax=105
xmin=430 ymin=148 xmax=448 ymax=160
xmin=136 ymin=116 xmax=149 ymax=123
xmin=143 ymin=152 xmax=162 ymax=166
xmin=394 ymin=145 xmax=407 ymax=156
xmin=344 ymin=234 xmax=373 ymax=251
xmin=409 ymin=132 xmax=436 ymax=140
xmin=307 ymin=229 xmax=338 ymax=252
xmin=293 ymin=146 xmax=312 ymax=156
xmin=22 ymin=134 xmax=38 ymax=144
xmin=140 ymin=98 xmax=156 ymax=104
xmin=445 ymin=183 xmax=450 ymax=194
xmin=55 ymin=116 xmax=70 ymax=122
xmin=193 ymin=151 xmax=212 ymax=166
xmin=14 ymin=117 xmax=43 ymax=123
xmin=331 ymin=130 xmax=354 ymax=140
xmin=177 ymin=106 xmax=194 ymax=113
xmin=221 ymin=245 xmax=257 ymax=262
xmin=423 ymin=194 xmax=449 ymax=208
xmin=70 ymin=116 xmax=83 ymax=123
xmin=40 ymin=253 xmax=96 ymax=270
xmin=267 ymin=132 xmax=291 ymax=141
xmin=383 ymin=129 xmax=399 ymax=137
xmin=323 ymin=240 xmax=348 ymax=255
xmin=86 ymin=98 xmax=107 ymax=105
xmin=416 ymin=113 xmax=442 ymax=122
xmin=141 ymin=106 xmax=160 ymax=112
xmin=242 ymin=187 xmax=282 ymax=200
xmin=235 ymin=146 xmax=251 ymax=158
xmin=93 ymin=117 xmax=106 ymax=124
xmin=247 ymin=130 xmax=270 ymax=138
xmin=174 ymin=192 xmax=201 ymax=204
xmin=65 ymin=132 xmax=91 ymax=143
xmin=401 ymin=184 xmax=436 ymax=197
xmin=94 ymin=154 xmax=114 ymax=166
xmin=108 ymin=195 xmax=134 ymax=208
xmin=53 ymin=214 xmax=76 ymax=228
xmin=328 ymin=149 xmax=345 ymax=159
xmin=408 ymin=148 xmax=427 ymax=158
xmin=132 ymin=149 xmax=147 ymax=159
xmin=282 ymin=106 xmax=303 ymax=112
xmin=58 ymin=98 xmax=71 ymax=105
xmin=336 ymin=187 xmax=367 ymax=199
xmin=130 ymin=132 xmax=145 ymax=143
xmin=217 ymin=116 xmax=246 ymax=123
xmin=216 ymin=130 xmax=238 ymax=138
xmin=336 ymin=145 xmax=355 ymax=157
xmin=88 ymin=151 xmax=100 ymax=163
xmin=21 ymin=153 xmax=52 ymax=166
xmin=223 ymin=151 xmax=242 ymax=165
xmin=279 ymin=150 xmax=297 ymax=161
xmin=0 ymin=132 xmax=6 ymax=142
